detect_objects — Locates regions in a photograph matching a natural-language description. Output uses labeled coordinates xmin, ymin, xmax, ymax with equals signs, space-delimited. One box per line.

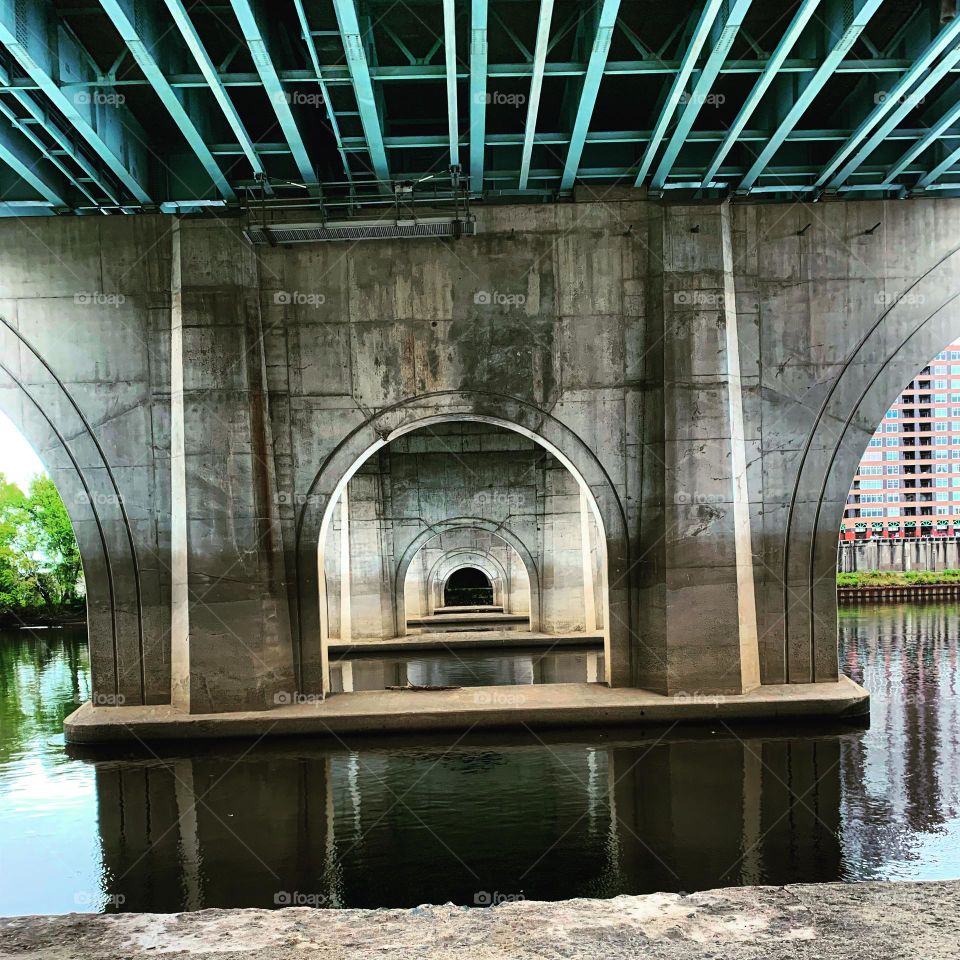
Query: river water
xmin=1 ymin=605 xmax=959 ymax=915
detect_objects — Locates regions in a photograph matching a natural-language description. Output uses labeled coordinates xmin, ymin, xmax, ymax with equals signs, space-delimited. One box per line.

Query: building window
xmin=936 ymin=395 xmax=949 ymax=403
xmin=886 ymin=479 xmax=900 ymax=488
xmin=886 ymin=465 xmax=900 ymax=475
xmin=936 ymin=407 xmax=949 ymax=416
xmin=937 ymin=506 xmax=950 ymax=516
xmin=936 ymin=450 xmax=950 ymax=459
xmin=887 ymin=409 xmax=899 ymax=418
xmin=886 ymin=452 xmax=900 ymax=461
xmin=937 ymin=479 xmax=949 ymax=488
xmin=935 ymin=422 xmax=949 ymax=431
xmin=935 ymin=379 xmax=948 ymax=388
xmin=861 ymin=480 xmax=883 ymax=489
xmin=884 ymin=422 xmax=899 ymax=432
xmin=937 ymin=464 xmax=950 ymax=473
xmin=936 ymin=436 xmax=950 ymax=445
xmin=861 ymin=507 xmax=884 ymax=517
xmin=869 ymin=438 xmax=882 ymax=447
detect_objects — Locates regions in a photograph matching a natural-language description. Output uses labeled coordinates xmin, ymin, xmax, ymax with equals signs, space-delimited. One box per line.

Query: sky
xmin=0 ymin=409 xmax=46 ymax=491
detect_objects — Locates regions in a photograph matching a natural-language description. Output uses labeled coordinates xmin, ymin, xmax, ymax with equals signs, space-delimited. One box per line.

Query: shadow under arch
xmin=783 ymin=241 xmax=960 ymax=685
xmin=433 ymin=554 xmax=504 ymax=609
xmin=0 ymin=318 xmax=146 ymax=703
xmin=293 ymin=391 xmax=631 ymax=694
xmin=393 ymin=518 xmax=541 ymax=633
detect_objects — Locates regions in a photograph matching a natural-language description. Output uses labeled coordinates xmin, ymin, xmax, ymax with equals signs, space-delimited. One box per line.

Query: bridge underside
xmin=0 ymin=1 xmax=959 ymax=215
xmin=2 ymin=192 xmax=956 ymax=729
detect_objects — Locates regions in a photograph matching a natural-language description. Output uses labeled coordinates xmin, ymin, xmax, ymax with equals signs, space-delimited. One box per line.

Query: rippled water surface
xmin=2 ymin=606 xmax=960 ymax=915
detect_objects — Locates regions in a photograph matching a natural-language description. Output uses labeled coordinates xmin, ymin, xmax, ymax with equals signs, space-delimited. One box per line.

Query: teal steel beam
xmin=914 ymin=139 xmax=960 ymax=190
xmin=291 ymin=0 xmax=352 ymax=184
xmin=229 ymin=0 xmax=316 ymax=187
xmin=651 ymin=0 xmax=753 ymax=191
xmin=817 ymin=15 xmax=960 ymax=189
xmin=469 ymin=0 xmax=488 ymax=192
xmin=0 ymin=0 xmax=151 ymax=203
xmin=739 ymin=0 xmax=884 ymax=193
xmin=443 ymin=0 xmax=459 ymax=166
xmin=636 ymin=1 xmax=724 ymax=187
xmin=332 ymin=0 xmax=389 ymax=184
xmin=519 ymin=0 xmax=553 ymax=190
xmin=163 ymin=0 xmax=269 ymax=191
xmin=829 ymin=40 xmax=960 ymax=187
xmin=0 ymin=113 xmax=69 ymax=208
xmin=884 ymin=91 xmax=960 ymax=186
xmin=98 ymin=0 xmax=234 ymax=201
xmin=560 ymin=0 xmax=622 ymax=191
xmin=0 ymin=96 xmax=97 ymax=206
xmin=702 ymin=0 xmax=821 ymax=187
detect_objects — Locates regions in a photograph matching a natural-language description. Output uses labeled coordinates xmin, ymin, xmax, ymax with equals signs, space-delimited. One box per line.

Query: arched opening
xmin=442 ymin=567 xmax=494 ymax=608
xmin=310 ymin=414 xmax=613 ymax=693
xmin=779 ymin=243 xmax=960 ymax=688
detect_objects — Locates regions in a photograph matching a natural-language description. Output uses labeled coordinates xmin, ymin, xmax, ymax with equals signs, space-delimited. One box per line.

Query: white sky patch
xmin=0 ymin=408 xmax=46 ymax=491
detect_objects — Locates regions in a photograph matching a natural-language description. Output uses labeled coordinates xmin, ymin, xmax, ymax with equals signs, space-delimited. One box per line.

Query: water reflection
xmin=2 ymin=605 xmax=960 ymax=914
xmin=329 ymin=647 xmax=604 ymax=691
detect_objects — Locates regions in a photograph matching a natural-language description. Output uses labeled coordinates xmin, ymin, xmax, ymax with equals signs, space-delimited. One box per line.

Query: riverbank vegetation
xmin=837 ymin=570 xmax=960 ymax=588
xmin=0 ymin=474 xmax=84 ymax=624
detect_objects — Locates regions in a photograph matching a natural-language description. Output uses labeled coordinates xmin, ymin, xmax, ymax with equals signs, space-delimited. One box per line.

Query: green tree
xmin=0 ymin=472 xmax=84 ymax=618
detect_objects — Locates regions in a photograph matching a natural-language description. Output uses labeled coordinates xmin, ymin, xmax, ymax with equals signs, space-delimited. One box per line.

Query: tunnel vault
xmin=3 ymin=198 xmax=959 ymax=715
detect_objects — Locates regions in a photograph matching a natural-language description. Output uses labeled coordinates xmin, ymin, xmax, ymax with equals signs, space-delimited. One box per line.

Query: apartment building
xmin=843 ymin=341 xmax=960 ymax=536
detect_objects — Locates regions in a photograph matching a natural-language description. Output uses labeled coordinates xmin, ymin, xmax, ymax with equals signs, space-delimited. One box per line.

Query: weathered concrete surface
xmin=63 ymin=676 xmax=868 ymax=743
xmin=3 ymin=197 xmax=960 ymax=716
xmin=2 ymin=881 xmax=959 ymax=959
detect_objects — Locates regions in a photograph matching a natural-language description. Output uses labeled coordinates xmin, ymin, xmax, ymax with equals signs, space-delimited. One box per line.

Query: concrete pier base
xmin=2 ymin=880 xmax=958 ymax=959
xmin=63 ymin=677 xmax=869 ymax=744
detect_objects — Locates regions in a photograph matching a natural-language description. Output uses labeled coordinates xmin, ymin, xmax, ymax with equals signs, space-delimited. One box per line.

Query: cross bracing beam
xmin=519 ymin=0 xmax=553 ymax=191
xmin=162 ymin=0 xmax=269 ymax=192
xmin=0 ymin=111 xmax=70 ymax=208
xmin=738 ymin=0 xmax=885 ymax=193
xmin=560 ymin=0 xmax=621 ymax=191
xmin=650 ymin=0 xmax=753 ymax=191
xmin=0 ymin=0 xmax=151 ymax=204
xmin=469 ymin=0 xmax=489 ymax=192
xmin=229 ymin=0 xmax=316 ymax=188
xmin=331 ymin=0 xmax=389 ymax=185
xmin=98 ymin=0 xmax=234 ymax=201
xmin=636 ymin=0 xmax=726 ymax=188
xmin=292 ymin=0 xmax=352 ymax=184
xmin=442 ymin=0 xmax=459 ymax=167
xmin=884 ymin=90 xmax=960 ymax=186
xmin=702 ymin=0 xmax=822 ymax=188
xmin=819 ymin=14 xmax=960 ymax=189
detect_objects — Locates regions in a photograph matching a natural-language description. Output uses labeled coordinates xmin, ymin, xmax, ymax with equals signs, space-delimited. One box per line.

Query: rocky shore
xmin=2 ymin=881 xmax=959 ymax=959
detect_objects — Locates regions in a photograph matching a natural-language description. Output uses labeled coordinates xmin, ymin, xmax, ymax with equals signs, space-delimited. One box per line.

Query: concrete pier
xmin=63 ymin=677 xmax=869 ymax=744
xmin=3 ymin=196 xmax=960 ymax=727
xmin=2 ymin=881 xmax=959 ymax=959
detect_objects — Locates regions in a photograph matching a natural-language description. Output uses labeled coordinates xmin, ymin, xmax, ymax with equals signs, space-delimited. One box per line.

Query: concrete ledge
xmin=2 ymin=880 xmax=958 ymax=958
xmin=329 ymin=630 xmax=604 ymax=655
xmin=63 ymin=676 xmax=869 ymax=744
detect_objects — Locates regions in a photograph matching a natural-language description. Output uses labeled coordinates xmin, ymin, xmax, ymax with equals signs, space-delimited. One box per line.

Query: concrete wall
xmin=2 ymin=195 xmax=958 ymax=710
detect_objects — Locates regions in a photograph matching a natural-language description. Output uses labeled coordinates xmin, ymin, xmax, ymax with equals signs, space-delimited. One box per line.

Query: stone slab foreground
xmin=2 ymin=881 xmax=959 ymax=959
xmin=64 ymin=677 xmax=869 ymax=744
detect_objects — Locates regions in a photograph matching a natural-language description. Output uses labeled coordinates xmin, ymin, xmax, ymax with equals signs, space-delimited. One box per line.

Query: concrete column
xmin=169 ymin=220 xmax=295 ymax=712
xmin=637 ymin=203 xmax=761 ymax=695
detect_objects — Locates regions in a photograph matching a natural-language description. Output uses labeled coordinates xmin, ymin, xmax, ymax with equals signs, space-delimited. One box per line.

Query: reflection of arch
xmin=0 ymin=317 xmax=145 ymax=702
xmin=295 ymin=392 xmax=630 ymax=693
xmin=394 ymin=517 xmax=541 ymax=632
xmin=440 ymin=563 xmax=496 ymax=608
xmin=783 ymin=243 xmax=960 ymax=684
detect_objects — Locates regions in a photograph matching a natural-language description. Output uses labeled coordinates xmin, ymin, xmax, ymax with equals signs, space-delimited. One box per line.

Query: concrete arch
xmin=783 ymin=242 xmax=960 ymax=683
xmin=0 ymin=318 xmax=146 ymax=704
xmin=432 ymin=552 xmax=505 ymax=610
xmin=392 ymin=517 xmax=542 ymax=634
xmin=294 ymin=392 xmax=631 ymax=693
